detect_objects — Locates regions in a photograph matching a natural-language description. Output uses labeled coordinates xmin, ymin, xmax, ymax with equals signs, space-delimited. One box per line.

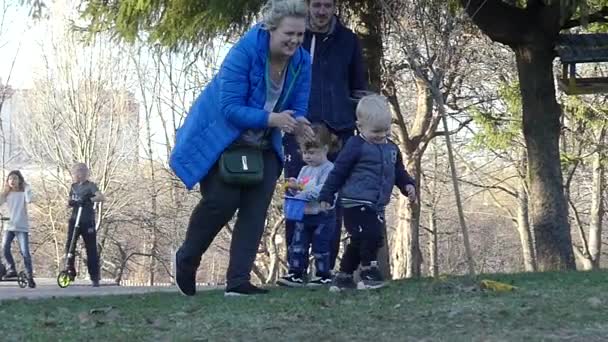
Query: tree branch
xmin=457 ymin=174 xmax=518 ymax=198
xmin=432 ymin=118 xmax=473 ymax=138
xmin=568 ymin=197 xmax=590 ymax=256
xmin=562 ymin=6 xmax=608 ymax=30
xmin=460 ymin=0 xmax=532 ymax=47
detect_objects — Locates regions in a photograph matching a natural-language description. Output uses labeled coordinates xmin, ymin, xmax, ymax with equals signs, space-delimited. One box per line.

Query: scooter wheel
xmin=57 ymin=271 xmax=72 ymax=288
xmin=17 ymin=272 xmax=27 ymax=289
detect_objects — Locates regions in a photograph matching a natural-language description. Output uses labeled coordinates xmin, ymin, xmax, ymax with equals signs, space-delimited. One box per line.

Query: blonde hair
xmin=261 ymin=0 xmax=308 ymax=30
xmin=356 ymin=94 xmax=392 ymax=126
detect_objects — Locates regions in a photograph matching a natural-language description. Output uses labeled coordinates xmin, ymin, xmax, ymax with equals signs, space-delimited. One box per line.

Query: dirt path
xmin=0 ymin=278 xmax=197 ymax=300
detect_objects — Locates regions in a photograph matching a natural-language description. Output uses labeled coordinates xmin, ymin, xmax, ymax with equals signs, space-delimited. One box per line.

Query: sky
xmin=0 ymin=0 xmax=235 ymax=164
xmin=0 ymin=1 xmax=40 ymax=89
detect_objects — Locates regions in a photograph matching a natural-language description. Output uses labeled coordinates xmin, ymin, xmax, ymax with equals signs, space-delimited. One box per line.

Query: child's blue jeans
xmin=287 ymin=212 xmax=336 ymax=278
xmin=2 ymin=230 xmax=33 ymax=276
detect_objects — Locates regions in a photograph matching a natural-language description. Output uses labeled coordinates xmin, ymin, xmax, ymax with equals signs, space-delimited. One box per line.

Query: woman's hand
xmin=294 ymin=116 xmax=315 ymax=142
xmin=268 ymin=110 xmax=298 ymax=133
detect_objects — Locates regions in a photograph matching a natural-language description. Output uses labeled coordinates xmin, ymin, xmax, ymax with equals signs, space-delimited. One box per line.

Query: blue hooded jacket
xmin=170 ymin=25 xmax=312 ymax=189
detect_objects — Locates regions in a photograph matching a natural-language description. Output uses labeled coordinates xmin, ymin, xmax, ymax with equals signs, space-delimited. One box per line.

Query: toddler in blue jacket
xmin=318 ymin=94 xmax=416 ymax=291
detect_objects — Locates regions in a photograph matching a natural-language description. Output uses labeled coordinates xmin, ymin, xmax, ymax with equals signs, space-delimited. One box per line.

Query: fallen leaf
xmin=587 ymin=297 xmax=602 ymax=308
xmin=448 ymin=308 xmax=464 ymax=319
xmin=41 ymin=317 xmax=58 ymax=327
xmin=146 ymin=317 xmax=169 ymax=331
xmin=93 ymin=320 xmax=106 ymax=328
xmin=183 ymin=306 xmax=200 ymax=314
xmin=106 ymin=309 xmax=121 ymax=321
xmin=497 ymin=309 xmax=510 ymax=317
xmin=57 ymin=307 xmax=70 ymax=315
xmin=78 ymin=312 xmax=91 ymax=324
xmin=90 ymin=306 xmax=115 ymax=315
xmin=480 ymin=279 xmax=517 ymax=292
xmin=169 ymin=311 xmax=189 ymax=319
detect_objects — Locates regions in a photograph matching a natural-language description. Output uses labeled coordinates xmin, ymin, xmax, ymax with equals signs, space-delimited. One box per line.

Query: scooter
xmin=56 ymin=206 xmax=83 ymax=288
xmin=0 ymin=216 xmax=28 ymax=289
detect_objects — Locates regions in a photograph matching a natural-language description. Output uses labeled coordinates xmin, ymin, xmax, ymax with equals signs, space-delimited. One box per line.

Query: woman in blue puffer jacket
xmin=170 ymin=0 xmax=314 ymax=297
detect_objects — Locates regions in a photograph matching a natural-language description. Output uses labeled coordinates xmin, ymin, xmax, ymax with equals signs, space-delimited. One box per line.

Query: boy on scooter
xmin=65 ymin=163 xmax=105 ymax=287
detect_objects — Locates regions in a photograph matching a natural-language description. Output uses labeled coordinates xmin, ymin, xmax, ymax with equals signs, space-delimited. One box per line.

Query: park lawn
xmin=0 ymin=270 xmax=606 ymax=341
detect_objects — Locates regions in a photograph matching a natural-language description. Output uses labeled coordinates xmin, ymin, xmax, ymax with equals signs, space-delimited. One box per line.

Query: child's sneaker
xmin=277 ymin=273 xmax=305 ymax=287
xmin=27 ymin=276 xmax=36 ymax=289
xmin=67 ymin=268 xmax=76 ymax=281
xmin=329 ymin=272 xmax=356 ymax=292
xmin=357 ymin=262 xmax=386 ymax=290
xmin=307 ymin=276 xmax=332 ymax=287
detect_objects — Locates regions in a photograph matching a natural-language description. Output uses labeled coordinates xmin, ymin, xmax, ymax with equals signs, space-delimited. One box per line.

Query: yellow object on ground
xmin=480 ymin=279 xmax=517 ymax=292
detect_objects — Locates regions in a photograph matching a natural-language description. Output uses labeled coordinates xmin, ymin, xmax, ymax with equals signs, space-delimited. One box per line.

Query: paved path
xmin=0 ymin=278 xmax=194 ymax=301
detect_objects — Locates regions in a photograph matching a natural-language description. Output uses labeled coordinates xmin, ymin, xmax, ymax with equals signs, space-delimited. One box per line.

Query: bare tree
xmin=14 ymin=23 xmax=138 ymax=276
xmin=380 ymin=0 xmax=480 ymax=277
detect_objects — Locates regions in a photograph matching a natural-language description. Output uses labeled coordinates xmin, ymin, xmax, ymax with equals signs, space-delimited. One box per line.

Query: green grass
xmin=1 ymin=271 xmax=607 ymax=341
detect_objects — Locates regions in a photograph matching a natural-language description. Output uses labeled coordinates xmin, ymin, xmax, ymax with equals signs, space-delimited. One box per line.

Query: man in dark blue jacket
xmin=283 ymin=0 xmax=367 ymax=272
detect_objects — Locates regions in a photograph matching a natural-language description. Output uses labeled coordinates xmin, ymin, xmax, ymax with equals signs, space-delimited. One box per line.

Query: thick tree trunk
xmin=349 ymin=0 xmax=390 ymax=278
xmin=516 ymin=45 xmax=575 ymax=270
xmin=348 ymin=0 xmax=383 ymax=91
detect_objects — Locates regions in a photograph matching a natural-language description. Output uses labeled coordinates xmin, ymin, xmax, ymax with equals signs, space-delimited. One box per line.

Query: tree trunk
xmin=428 ymin=209 xmax=438 ymax=277
xmin=516 ymin=45 xmax=575 ymax=270
xmin=389 ymin=75 xmax=434 ymax=279
xmin=391 ymin=156 xmax=422 ymax=279
xmin=405 ymin=158 xmax=422 ymax=278
xmin=265 ymin=218 xmax=284 ymax=284
xmin=145 ymin=109 xmax=159 ymax=286
xmin=391 ymin=199 xmax=407 ymax=278
xmin=348 ymin=0 xmax=383 ymax=91
xmin=435 ymin=90 xmax=475 ymax=276
xmin=516 ymin=170 xmax=537 ymax=272
xmin=587 ymin=130 xmax=605 ymax=269
xmin=349 ymin=0 xmax=390 ymax=278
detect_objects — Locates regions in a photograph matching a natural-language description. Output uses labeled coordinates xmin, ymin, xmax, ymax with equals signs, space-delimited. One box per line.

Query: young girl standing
xmin=0 ymin=170 xmax=35 ymax=288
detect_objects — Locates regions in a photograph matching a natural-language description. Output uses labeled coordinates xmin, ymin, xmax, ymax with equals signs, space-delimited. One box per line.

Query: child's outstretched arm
xmin=394 ymin=147 xmax=416 ymax=202
xmin=24 ymin=184 xmax=33 ymax=204
xmin=318 ymin=137 xmax=363 ymax=206
xmin=296 ymin=164 xmax=334 ymax=201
